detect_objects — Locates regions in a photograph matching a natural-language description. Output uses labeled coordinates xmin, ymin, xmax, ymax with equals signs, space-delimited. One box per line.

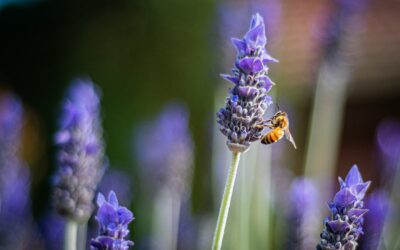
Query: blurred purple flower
xmin=376 ymin=119 xmax=400 ymax=180
xmin=0 ymin=94 xmax=34 ymax=249
xmin=38 ymin=211 xmax=65 ymax=250
xmin=318 ymin=165 xmax=371 ymax=250
xmin=91 ymin=191 xmax=134 ymax=250
xmin=286 ymin=178 xmax=319 ymax=250
xmin=134 ymin=103 xmax=194 ymax=196
xmin=0 ymin=93 xmax=23 ymax=157
xmin=361 ymin=190 xmax=390 ymax=250
xmin=217 ymin=13 xmax=276 ymax=153
xmin=53 ymin=78 xmax=106 ymax=221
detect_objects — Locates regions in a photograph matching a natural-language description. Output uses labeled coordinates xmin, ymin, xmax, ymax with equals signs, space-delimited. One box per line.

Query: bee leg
xmin=255 ymin=124 xmax=274 ymax=129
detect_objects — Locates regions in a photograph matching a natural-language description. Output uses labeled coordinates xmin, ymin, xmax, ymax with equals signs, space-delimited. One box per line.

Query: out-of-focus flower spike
xmin=134 ymin=102 xmax=194 ymax=196
xmin=52 ymin=78 xmax=106 ymax=222
xmin=363 ymin=190 xmax=390 ymax=249
xmin=286 ymin=177 xmax=320 ymax=250
xmin=0 ymin=93 xmax=37 ymax=249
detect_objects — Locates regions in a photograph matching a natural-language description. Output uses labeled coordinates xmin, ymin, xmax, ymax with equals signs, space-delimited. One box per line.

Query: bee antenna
xmin=276 ymin=103 xmax=281 ymax=111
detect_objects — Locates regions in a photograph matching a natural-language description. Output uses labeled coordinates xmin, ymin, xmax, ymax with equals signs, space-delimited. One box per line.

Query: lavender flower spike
xmin=53 ymin=78 xmax=106 ymax=221
xmin=217 ymin=13 xmax=277 ymax=153
xmin=91 ymin=191 xmax=134 ymax=250
xmin=317 ymin=165 xmax=371 ymax=250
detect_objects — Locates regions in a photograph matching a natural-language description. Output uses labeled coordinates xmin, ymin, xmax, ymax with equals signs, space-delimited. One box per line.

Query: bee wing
xmin=284 ymin=128 xmax=297 ymax=149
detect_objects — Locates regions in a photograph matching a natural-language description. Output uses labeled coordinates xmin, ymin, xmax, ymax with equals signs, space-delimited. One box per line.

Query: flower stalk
xmin=212 ymin=151 xmax=241 ymax=250
xmin=64 ymin=219 xmax=78 ymax=250
xmin=213 ymin=12 xmax=277 ymax=250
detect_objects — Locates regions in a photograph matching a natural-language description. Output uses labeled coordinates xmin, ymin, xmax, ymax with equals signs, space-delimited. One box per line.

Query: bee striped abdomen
xmin=261 ymin=128 xmax=284 ymax=145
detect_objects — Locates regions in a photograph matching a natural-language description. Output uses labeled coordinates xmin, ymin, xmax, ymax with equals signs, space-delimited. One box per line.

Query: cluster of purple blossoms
xmin=217 ymin=13 xmax=277 ymax=153
xmin=134 ymin=103 xmax=194 ymax=196
xmin=318 ymin=165 xmax=371 ymax=250
xmin=91 ymin=191 xmax=134 ymax=250
xmin=53 ymin=79 xmax=106 ymax=221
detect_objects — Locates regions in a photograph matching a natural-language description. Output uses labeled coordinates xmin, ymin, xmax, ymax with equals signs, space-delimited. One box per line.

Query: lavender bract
xmin=91 ymin=191 xmax=134 ymax=250
xmin=53 ymin=79 xmax=106 ymax=221
xmin=318 ymin=165 xmax=371 ymax=250
xmin=217 ymin=13 xmax=277 ymax=153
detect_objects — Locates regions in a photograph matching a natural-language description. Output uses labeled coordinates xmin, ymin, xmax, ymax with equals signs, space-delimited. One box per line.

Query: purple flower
xmin=318 ymin=165 xmax=371 ymax=250
xmin=91 ymin=191 xmax=134 ymax=250
xmin=287 ymin=178 xmax=320 ymax=250
xmin=376 ymin=119 xmax=400 ymax=184
xmin=134 ymin=103 xmax=194 ymax=196
xmin=38 ymin=211 xmax=65 ymax=250
xmin=53 ymin=78 xmax=106 ymax=221
xmin=0 ymin=94 xmax=23 ymax=159
xmin=217 ymin=13 xmax=277 ymax=152
xmin=0 ymin=94 xmax=34 ymax=248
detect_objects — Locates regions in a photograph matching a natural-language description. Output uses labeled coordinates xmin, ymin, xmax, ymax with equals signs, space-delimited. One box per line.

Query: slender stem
xmin=212 ymin=151 xmax=241 ymax=250
xmin=64 ymin=219 xmax=78 ymax=250
xmin=77 ymin=222 xmax=87 ymax=250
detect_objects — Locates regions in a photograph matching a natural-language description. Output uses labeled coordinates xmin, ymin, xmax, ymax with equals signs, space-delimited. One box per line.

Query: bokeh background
xmin=0 ymin=0 xmax=400 ymax=249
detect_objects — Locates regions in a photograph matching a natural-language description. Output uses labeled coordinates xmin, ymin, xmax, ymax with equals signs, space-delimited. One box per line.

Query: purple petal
xmin=327 ymin=220 xmax=350 ymax=233
xmin=231 ymin=38 xmax=247 ymax=54
xmin=348 ymin=208 xmax=368 ymax=218
xmin=220 ymin=74 xmax=239 ymax=84
xmin=97 ymin=203 xmax=118 ymax=226
xmin=244 ymin=13 xmax=266 ymax=49
xmin=108 ymin=191 xmax=119 ymax=208
xmin=345 ymin=165 xmax=363 ymax=186
xmin=231 ymin=95 xmax=239 ymax=103
xmin=97 ymin=193 xmax=106 ymax=207
xmin=244 ymin=23 xmax=266 ymax=49
xmin=338 ymin=177 xmax=346 ymax=189
xmin=262 ymin=52 xmax=279 ymax=63
xmin=257 ymin=76 xmax=275 ymax=91
xmin=86 ymin=142 xmax=100 ymax=155
xmin=265 ymin=95 xmax=273 ymax=106
xmin=118 ymin=207 xmax=134 ymax=225
xmin=55 ymin=131 xmax=70 ymax=144
xmin=334 ymin=188 xmax=357 ymax=207
xmin=249 ymin=13 xmax=263 ymax=29
xmin=92 ymin=236 xmax=114 ymax=248
xmin=238 ymin=86 xmax=259 ymax=98
xmin=350 ymin=181 xmax=371 ymax=200
xmin=238 ymin=57 xmax=264 ymax=74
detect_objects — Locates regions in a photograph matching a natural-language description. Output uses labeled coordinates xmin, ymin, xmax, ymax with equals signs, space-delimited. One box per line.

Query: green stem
xmin=77 ymin=222 xmax=87 ymax=250
xmin=64 ymin=219 xmax=78 ymax=250
xmin=212 ymin=151 xmax=241 ymax=250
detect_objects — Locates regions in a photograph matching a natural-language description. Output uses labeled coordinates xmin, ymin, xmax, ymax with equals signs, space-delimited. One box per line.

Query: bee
xmin=256 ymin=110 xmax=297 ymax=149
